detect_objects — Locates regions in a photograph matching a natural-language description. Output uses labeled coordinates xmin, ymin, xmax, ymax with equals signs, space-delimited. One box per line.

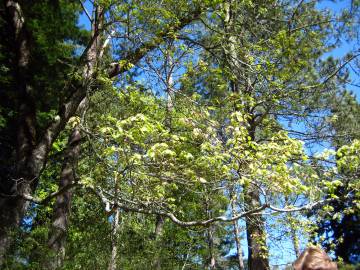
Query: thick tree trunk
xmin=45 ymin=127 xmax=81 ymax=269
xmin=0 ymin=189 xmax=31 ymax=265
xmin=291 ymin=227 xmax=300 ymax=258
xmin=1 ymin=3 xmax=99 ymax=262
xmin=44 ymin=6 xmax=103 ymax=267
xmin=243 ymin=128 xmax=270 ymax=270
xmin=0 ymin=0 xmax=35 ymax=264
xmin=0 ymin=1 xmax=97 ymax=261
xmin=284 ymin=197 xmax=300 ymax=257
xmin=204 ymin=198 xmax=217 ymax=270
xmin=150 ymin=47 xmax=172 ymax=269
xmin=245 ymin=189 xmax=269 ymax=270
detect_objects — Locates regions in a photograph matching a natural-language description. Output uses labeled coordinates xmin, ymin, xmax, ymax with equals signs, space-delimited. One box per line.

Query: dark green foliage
xmin=315 ymin=91 xmax=360 ymax=264
xmin=0 ymin=0 xmax=86 ymax=189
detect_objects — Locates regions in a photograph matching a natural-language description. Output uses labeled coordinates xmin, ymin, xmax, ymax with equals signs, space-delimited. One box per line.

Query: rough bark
xmin=291 ymin=226 xmax=300 ymax=258
xmin=0 ymin=0 xmax=35 ymax=263
xmin=152 ymin=48 xmax=171 ymax=268
xmin=45 ymin=127 xmax=81 ymax=270
xmin=245 ymin=188 xmax=269 ymax=270
xmin=233 ymin=220 xmax=245 ymax=270
xmin=154 ymin=215 xmax=165 ymax=238
xmin=108 ymin=169 xmax=121 ymax=270
xmin=204 ymin=198 xmax=217 ymax=270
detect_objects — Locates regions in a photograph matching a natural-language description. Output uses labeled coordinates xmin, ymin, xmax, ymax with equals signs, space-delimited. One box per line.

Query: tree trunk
xmin=291 ymin=226 xmax=300 ymax=258
xmin=0 ymin=189 xmax=31 ymax=265
xmin=289 ymin=215 xmax=300 ymax=257
xmin=151 ymin=45 xmax=172 ymax=269
xmin=207 ymin=225 xmax=217 ymax=270
xmin=245 ymin=189 xmax=269 ymax=270
xmin=233 ymin=220 xmax=245 ymax=270
xmin=0 ymin=0 xmax=35 ymax=264
xmin=231 ymin=201 xmax=245 ymax=270
xmin=204 ymin=198 xmax=217 ymax=270
xmin=243 ymin=130 xmax=270 ymax=270
xmin=44 ymin=5 xmax=103 ymax=268
xmin=45 ymin=127 xmax=81 ymax=269
xmin=108 ymin=207 xmax=120 ymax=270
xmin=223 ymin=1 xmax=270 ymax=268
xmin=152 ymin=215 xmax=165 ymax=270
xmin=0 ymin=0 xmax=99 ymax=261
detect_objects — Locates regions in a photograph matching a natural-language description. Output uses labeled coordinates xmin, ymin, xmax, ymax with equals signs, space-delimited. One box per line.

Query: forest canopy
xmin=0 ymin=0 xmax=359 ymax=269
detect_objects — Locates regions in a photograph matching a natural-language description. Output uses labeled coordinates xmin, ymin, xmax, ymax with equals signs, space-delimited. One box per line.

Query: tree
xmin=1 ymin=0 xmax=359 ymax=269
xmin=315 ymin=92 xmax=360 ymax=264
xmin=0 ymin=0 xmax=86 ymax=263
xmin=0 ymin=0 xmax=210 ymax=263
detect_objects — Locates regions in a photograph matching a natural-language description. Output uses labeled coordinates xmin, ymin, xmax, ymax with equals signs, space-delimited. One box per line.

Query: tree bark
xmin=204 ymin=198 xmax=217 ymax=270
xmin=152 ymin=215 xmax=165 ymax=270
xmin=108 ymin=207 xmax=120 ymax=270
xmin=0 ymin=0 xmax=35 ymax=264
xmin=45 ymin=4 xmax=104 ymax=266
xmin=233 ymin=220 xmax=245 ymax=270
xmin=289 ymin=214 xmax=300 ymax=258
xmin=231 ymin=200 xmax=245 ymax=270
xmin=45 ymin=127 xmax=81 ymax=269
xmin=245 ymin=126 xmax=270 ymax=270
xmin=0 ymin=1 xmax=99 ymax=263
xmin=245 ymin=188 xmax=269 ymax=270
xmin=108 ymin=169 xmax=121 ymax=270
xmin=223 ymin=1 xmax=270 ymax=269
xmin=206 ymin=224 xmax=217 ymax=270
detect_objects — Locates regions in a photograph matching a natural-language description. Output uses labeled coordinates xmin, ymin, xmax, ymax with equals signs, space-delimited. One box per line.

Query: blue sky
xmin=317 ymin=0 xmax=360 ymax=101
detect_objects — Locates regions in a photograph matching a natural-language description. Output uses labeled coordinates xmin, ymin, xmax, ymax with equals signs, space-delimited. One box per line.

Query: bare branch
xmin=268 ymin=194 xmax=349 ymax=213
xmin=99 ymin=29 xmax=115 ymax=59
xmin=87 ymin=186 xmax=113 ymax=212
xmin=161 ymin=204 xmax=269 ymax=227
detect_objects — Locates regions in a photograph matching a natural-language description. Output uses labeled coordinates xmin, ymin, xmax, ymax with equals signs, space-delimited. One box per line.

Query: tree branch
xmin=268 ymin=194 xmax=351 ymax=213
xmin=21 ymin=183 xmax=79 ymax=205
xmin=79 ymin=0 xmax=92 ymax=23
xmin=107 ymin=6 xmax=203 ymax=77
xmin=86 ymin=185 xmax=355 ymax=228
